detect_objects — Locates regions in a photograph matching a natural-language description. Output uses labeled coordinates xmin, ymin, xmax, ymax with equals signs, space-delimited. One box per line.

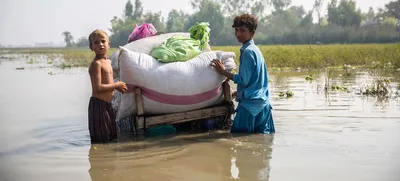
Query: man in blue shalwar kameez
xmin=211 ymin=14 xmax=275 ymax=134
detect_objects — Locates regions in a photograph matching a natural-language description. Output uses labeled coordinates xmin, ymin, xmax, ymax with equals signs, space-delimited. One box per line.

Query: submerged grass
xmin=0 ymin=48 xmax=118 ymax=68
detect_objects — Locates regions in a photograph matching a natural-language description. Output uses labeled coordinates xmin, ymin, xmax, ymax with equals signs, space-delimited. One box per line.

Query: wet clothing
xmin=232 ymin=104 xmax=275 ymax=134
xmin=88 ymin=96 xmax=117 ymax=143
xmin=232 ymin=39 xmax=275 ymax=134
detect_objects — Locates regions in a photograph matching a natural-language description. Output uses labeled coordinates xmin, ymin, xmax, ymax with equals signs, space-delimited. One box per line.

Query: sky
xmin=0 ymin=0 xmax=392 ymax=47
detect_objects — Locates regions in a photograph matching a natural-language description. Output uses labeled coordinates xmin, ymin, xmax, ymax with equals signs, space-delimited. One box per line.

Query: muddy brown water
xmin=0 ymin=55 xmax=399 ymax=181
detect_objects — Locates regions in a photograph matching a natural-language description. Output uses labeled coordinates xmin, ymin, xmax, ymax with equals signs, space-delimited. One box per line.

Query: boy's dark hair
xmin=231 ymin=14 xmax=258 ymax=32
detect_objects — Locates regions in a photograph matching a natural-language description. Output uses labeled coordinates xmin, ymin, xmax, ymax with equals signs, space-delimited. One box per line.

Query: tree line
xmin=63 ymin=0 xmax=400 ymax=48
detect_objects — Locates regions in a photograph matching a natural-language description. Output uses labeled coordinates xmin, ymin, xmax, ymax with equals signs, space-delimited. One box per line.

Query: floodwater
xmin=0 ymin=55 xmax=399 ymax=181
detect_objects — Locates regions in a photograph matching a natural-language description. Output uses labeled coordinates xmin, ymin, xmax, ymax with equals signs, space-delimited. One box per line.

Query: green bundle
xmin=189 ymin=22 xmax=211 ymax=50
xmin=150 ymin=35 xmax=201 ymax=63
xmin=150 ymin=22 xmax=211 ymax=63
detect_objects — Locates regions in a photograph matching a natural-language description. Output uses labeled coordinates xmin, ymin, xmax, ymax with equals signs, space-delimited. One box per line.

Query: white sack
xmin=110 ymin=32 xmax=190 ymax=77
xmin=116 ymin=46 xmax=236 ymax=121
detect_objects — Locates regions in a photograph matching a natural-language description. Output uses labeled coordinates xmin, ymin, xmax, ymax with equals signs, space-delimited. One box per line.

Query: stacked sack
xmin=109 ymin=22 xmax=237 ymax=123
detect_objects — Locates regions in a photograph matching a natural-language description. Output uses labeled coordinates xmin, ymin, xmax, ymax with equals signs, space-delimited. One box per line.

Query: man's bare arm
xmin=211 ymin=59 xmax=234 ymax=80
xmin=221 ymin=71 xmax=234 ymax=81
xmin=90 ymin=61 xmax=119 ymax=92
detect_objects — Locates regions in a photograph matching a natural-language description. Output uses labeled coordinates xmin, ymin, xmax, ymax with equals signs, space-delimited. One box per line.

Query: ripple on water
xmin=86 ymin=132 xmax=274 ymax=168
xmin=0 ymin=122 xmax=90 ymax=157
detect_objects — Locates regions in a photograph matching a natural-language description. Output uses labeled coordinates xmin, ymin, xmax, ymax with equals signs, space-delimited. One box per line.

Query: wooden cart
xmin=131 ymin=80 xmax=235 ymax=136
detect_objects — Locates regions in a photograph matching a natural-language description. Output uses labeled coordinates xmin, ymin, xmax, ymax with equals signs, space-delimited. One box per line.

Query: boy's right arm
xmin=233 ymin=49 xmax=256 ymax=87
xmin=90 ymin=61 xmax=124 ymax=92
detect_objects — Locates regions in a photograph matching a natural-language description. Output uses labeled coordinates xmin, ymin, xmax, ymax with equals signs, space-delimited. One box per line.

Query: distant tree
xmin=375 ymin=7 xmax=386 ymax=24
xmin=383 ymin=17 xmax=398 ymax=27
xmin=188 ymin=0 xmax=225 ymax=44
xmin=166 ymin=9 xmax=190 ymax=32
xmin=289 ymin=5 xmax=306 ymax=19
xmin=384 ymin=0 xmax=400 ymax=20
xmin=361 ymin=7 xmax=375 ymax=24
xmin=109 ymin=0 xmax=144 ymax=47
xmin=327 ymin=0 xmax=340 ymax=25
xmin=124 ymin=0 xmax=133 ymax=18
xmin=300 ymin=11 xmax=314 ymax=27
xmin=327 ymin=0 xmax=362 ymax=27
xmin=142 ymin=11 xmax=166 ymax=32
xmin=62 ymin=31 xmax=74 ymax=48
xmin=313 ymin=0 xmax=325 ymax=25
xmin=133 ymin=0 xmax=143 ymax=21
xmin=270 ymin=0 xmax=292 ymax=11
xmin=266 ymin=5 xmax=304 ymax=34
xmin=219 ymin=0 xmax=267 ymax=18
xmin=105 ymin=0 xmax=400 ymax=46
xmin=320 ymin=18 xmax=329 ymax=26
xmin=367 ymin=7 xmax=375 ymax=20
xmin=75 ymin=36 xmax=89 ymax=48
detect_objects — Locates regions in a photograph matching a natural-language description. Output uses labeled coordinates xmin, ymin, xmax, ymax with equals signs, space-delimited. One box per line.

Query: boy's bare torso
xmin=89 ymin=58 xmax=114 ymax=102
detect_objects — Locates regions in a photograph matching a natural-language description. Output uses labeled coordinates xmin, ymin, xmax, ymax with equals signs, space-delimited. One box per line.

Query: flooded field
xmin=0 ymin=54 xmax=399 ymax=181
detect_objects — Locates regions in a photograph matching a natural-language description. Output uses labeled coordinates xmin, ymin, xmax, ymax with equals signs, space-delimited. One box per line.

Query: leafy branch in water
xmin=331 ymin=85 xmax=348 ymax=92
xmin=305 ymin=74 xmax=313 ymax=82
xmin=279 ymin=91 xmax=294 ymax=98
xmin=357 ymin=78 xmax=391 ymax=96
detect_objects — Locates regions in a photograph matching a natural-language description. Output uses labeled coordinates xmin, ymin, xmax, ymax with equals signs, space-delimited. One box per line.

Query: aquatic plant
xmin=305 ymin=74 xmax=313 ymax=81
xmin=358 ymin=78 xmax=391 ymax=96
xmin=331 ymin=85 xmax=348 ymax=92
xmin=27 ymin=58 xmax=37 ymax=64
xmin=279 ymin=91 xmax=294 ymax=98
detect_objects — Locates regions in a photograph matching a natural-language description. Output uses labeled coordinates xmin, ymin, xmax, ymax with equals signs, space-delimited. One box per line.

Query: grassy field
xmin=213 ymin=43 xmax=400 ymax=70
xmin=1 ymin=43 xmax=399 ymax=70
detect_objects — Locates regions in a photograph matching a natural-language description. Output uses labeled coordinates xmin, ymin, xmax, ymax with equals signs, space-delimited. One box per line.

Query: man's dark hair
xmin=231 ymin=14 xmax=258 ymax=32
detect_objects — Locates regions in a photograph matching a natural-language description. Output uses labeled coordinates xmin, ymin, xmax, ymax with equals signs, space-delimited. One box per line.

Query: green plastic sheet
xmin=150 ymin=22 xmax=211 ymax=63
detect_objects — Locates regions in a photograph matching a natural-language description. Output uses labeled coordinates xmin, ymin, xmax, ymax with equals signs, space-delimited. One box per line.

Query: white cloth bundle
xmin=116 ymin=46 xmax=236 ymax=120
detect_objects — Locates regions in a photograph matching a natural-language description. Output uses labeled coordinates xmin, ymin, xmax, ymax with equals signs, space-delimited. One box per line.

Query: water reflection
xmin=88 ymin=145 xmax=118 ymax=181
xmin=229 ymin=134 xmax=274 ymax=181
xmin=87 ymin=133 xmax=275 ymax=181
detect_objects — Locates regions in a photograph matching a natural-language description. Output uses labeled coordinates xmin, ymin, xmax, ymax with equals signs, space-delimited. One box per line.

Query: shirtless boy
xmin=87 ymin=29 xmax=127 ymax=143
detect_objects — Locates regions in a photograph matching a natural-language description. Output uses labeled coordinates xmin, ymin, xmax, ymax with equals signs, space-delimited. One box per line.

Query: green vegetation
xmin=305 ymin=75 xmax=314 ymax=81
xmin=279 ymin=91 xmax=294 ymax=98
xmin=331 ymin=85 xmax=348 ymax=91
xmin=1 ymin=43 xmax=399 ymax=70
xmin=59 ymin=0 xmax=399 ymax=48
xmin=0 ymin=48 xmax=118 ymax=68
xmin=213 ymin=43 xmax=400 ymax=69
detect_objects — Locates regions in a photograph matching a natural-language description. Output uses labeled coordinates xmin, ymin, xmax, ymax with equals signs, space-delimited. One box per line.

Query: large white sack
xmin=116 ymin=46 xmax=236 ymax=121
xmin=110 ymin=32 xmax=190 ymax=77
